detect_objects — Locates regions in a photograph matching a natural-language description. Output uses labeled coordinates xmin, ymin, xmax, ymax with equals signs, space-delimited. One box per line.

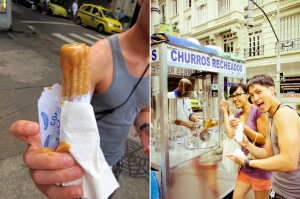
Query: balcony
xmin=244 ymin=45 xmax=264 ymax=58
xmin=276 ymin=38 xmax=300 ymax=52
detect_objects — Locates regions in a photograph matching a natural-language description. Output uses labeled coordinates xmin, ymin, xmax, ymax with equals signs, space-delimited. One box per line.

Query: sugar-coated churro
xmin=60 ymin=43 xmax=91 ymax=98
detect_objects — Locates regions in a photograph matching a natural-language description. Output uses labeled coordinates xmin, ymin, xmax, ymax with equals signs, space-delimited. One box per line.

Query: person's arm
xmin=243 ymin=112 xmax=269 ymax=145
xmin=249 ymin=108 xmax=300 ymax=172
xmin=189 ymin=114 xmax=198 ymax=123
xmin=134 ymin=106 xmax=150 ymax=157
xmin=227 ymin=134 xmax=272 ymax=166
xmin=219 ymin=98 xmax=234 ymax=138
xmin=9 ymin=34 xmax=110 ymax=199
xmin=243 ymin=134 xmax=273 ymax=159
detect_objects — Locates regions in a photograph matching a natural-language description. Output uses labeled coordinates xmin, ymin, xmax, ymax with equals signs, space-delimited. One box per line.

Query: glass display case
xmin=151 ymin=39 xmax=246 ymax=199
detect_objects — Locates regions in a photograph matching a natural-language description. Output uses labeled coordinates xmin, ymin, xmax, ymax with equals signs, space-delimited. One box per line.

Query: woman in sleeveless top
xmin=220 ymin=83 xmax=271 ymax=199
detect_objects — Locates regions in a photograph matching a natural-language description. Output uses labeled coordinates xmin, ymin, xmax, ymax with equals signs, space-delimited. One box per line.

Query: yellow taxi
xmin=47 ymin=0 xmax=68 ymax=18
xmin=190 ymin=98 xmax=202 ymax=112
xmin=76 ymin=4 xmax=122 ymax=34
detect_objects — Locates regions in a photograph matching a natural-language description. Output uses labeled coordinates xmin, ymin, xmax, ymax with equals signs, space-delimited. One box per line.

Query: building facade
xmin=153 ymin=0 xmax=300 ymax=106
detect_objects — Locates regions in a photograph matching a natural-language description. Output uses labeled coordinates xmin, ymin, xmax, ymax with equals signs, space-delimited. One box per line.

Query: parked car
xmin=18 ymin=0 xmax=33 ymax=8
xmin=190 ymin=98 xmax=202 ymax=112
xmin=47 ymin=0 xmax=68 ymax=18
xmin=76 ymin=4 xmax=123 ymax=34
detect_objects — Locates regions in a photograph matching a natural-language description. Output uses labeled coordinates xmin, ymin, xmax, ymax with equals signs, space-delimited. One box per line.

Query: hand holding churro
xmin=37 ymin=43 xmax=119 ymax=199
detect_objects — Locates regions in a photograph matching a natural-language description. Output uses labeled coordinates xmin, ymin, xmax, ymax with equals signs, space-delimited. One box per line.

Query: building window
xmin=280 ymin=13 xmax=300 ymax=51
xmin=218 ymin=0 xmax=230 ymax=17
xmin=186 ymin=0 xmax=191 ymax=9
xmin=223 ymin=33 xmax=234 ymax=53
xmin=247 ymin=30 xmax=263 ymax=57
xmin=172 ymin=0 xmax=178 ymax=16
xmin=185 ymin=16 xmax=191 ymax=34
xmin=196 ymin=4 xmax=207 ymax=25
xmin=253 ymin=0 xmax=263 ymax=6
xmin=160 ymin=3 xmax=166 ymax=23
xmin=173 ymin=22 xmax=180 ymax=33
xmin=200 ymin=38 xmax=209 ymax=46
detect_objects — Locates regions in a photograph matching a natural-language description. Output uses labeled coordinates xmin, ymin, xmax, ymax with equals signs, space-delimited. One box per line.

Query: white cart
xmin=151 ymin=37 xmax=246 ymax=199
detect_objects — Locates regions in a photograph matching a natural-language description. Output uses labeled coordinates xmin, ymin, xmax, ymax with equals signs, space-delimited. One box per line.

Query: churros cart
xmin=151 ymin=34 xmax=246 ymax=199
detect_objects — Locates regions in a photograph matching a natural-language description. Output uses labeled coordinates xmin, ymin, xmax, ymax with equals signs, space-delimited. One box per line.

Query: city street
xmin=0 ymin=3 xmax=148 ymax=199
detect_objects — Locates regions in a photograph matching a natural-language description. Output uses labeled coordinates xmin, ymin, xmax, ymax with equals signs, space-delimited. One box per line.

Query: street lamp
xmin=247 ymin=0 xmax=281 ymax=96
xmin=244 ymin=0 xmax=254 ymax=27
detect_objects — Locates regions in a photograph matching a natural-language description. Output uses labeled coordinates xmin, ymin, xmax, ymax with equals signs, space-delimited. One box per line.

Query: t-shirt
xmin=72 ymin=2 xmax=78 ymax=15
xmin=235 ymin=105 xmax=272 ymax=180
xmin=168 ymin=89 xmax=193 ymax=122
xmin=91 ymin=34 xmax=149 ymax=166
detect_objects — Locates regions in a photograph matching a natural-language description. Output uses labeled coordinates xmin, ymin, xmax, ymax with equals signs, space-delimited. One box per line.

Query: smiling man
xmin=227 ymin=74 xmax=300 ymax=199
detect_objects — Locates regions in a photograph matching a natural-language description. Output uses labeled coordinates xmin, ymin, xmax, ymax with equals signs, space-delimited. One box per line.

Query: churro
xmin=60 ymin=43 xmax=91 ymax=98
xmin=200 ymin=118 xmax=218 ymax=141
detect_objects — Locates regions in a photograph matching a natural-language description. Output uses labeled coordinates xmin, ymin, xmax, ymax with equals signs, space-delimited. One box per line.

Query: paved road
xmin=12 ymin=3 xmax=107 ymax=47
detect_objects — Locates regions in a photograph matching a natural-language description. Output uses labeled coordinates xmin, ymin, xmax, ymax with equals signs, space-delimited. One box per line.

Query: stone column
xmin=151 ymin=0 xmax=160 ymax=34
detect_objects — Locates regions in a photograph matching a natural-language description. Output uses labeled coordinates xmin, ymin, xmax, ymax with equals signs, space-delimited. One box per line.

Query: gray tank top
xmin=270 ymin=105 xmax=300 ymax=199
xmin=90 ymin=34 xmax=149 ymax=166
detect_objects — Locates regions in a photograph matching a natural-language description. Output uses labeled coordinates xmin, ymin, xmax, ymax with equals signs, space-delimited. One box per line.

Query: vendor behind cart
xmin=168 ymin=78 xmax=199 ymax=130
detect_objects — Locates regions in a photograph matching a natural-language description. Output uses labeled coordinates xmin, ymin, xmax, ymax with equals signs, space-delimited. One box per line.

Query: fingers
xmin=143 ymin=146 xmax=150 ymax=157
xmin=226 ymin=154 xmax=234 ymax=160
xmin=219 ymin=99 xmax=228 ymax=111
xmin=221 ymin=92 xmax=225 ymax=100
xmin=24 ymin=151 xmax=76 ymax=170
xmin=37 ymin=184 xmax=83 ymax=199
xmin=229 ymin=118 xmax=239 ymax=128
xmin=30 ymin=165 xmax=84 ymax=185
xmin=10 ymin=120 xmax=40 ymax=141
xmin=219 ymin=99 xmax=227 ymax=104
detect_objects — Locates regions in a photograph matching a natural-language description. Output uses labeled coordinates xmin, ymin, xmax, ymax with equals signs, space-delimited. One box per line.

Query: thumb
xmin=10 ymin=120 xmax=42 ymax=149
xmin=221 ymin=92 xmax=225 ymax=100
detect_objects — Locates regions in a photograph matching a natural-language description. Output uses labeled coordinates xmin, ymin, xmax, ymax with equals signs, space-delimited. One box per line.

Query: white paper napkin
xmin=233 ymin=147 xmax=247 ymax=158
xmin=38 ymin=84 xmax=119 ymax=199
xmin=60 ymin=101 xmax=119 ymax=199
xmin=234 ymin=121 xmax=244 ymax=142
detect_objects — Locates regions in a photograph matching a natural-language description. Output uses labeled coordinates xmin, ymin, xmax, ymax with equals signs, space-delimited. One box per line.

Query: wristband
xmin=134 ymin=123 xmax=149 ymax=137
xmin=245 ymin=158 xmax=252 ymax=169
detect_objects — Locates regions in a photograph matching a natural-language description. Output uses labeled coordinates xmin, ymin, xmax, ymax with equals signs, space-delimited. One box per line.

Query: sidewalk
xmin=0 ymin=7 xmax=149 ymax=199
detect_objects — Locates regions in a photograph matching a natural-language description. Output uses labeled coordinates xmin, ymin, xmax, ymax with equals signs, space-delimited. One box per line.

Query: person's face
xmin=178 ymin=83 xmax=192 ymax=97
xmin=229 ymin=87 xmax=248 ymax=109
xmin=248 ymin=84 xmax=275 ymax=113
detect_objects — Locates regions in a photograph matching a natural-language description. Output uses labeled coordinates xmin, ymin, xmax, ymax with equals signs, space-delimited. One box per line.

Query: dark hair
xmin=179 ymin=78 xmax=193 ymax=91
xmin=229 ymin=83 xmax=247 ymax=95
xmin=247 ymin=74 xmax=274 ymax=92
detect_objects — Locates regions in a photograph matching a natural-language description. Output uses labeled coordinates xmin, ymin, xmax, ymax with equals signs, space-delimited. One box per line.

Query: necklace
xmin=273 ymin=103 xmax=282 ymax=117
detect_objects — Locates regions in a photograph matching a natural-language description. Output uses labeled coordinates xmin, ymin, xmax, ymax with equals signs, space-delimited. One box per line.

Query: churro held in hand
xmin=60 ymin=43 xmax=91 ymax=99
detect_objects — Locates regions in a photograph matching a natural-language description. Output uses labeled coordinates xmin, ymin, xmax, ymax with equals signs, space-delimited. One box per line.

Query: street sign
xmin=280 ymin=76 xmax=300 ymax=94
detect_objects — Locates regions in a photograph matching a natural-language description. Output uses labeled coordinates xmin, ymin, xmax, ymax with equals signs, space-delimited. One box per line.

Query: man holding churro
xmin=10 ymin=0 xmax=150 ymax=198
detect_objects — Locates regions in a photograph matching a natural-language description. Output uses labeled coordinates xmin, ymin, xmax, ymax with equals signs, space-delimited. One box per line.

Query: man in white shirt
xmin=72 ymin=0 xmax=78 ymax=22
xmin=168 ymin=78 xmax=199 ymax=127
